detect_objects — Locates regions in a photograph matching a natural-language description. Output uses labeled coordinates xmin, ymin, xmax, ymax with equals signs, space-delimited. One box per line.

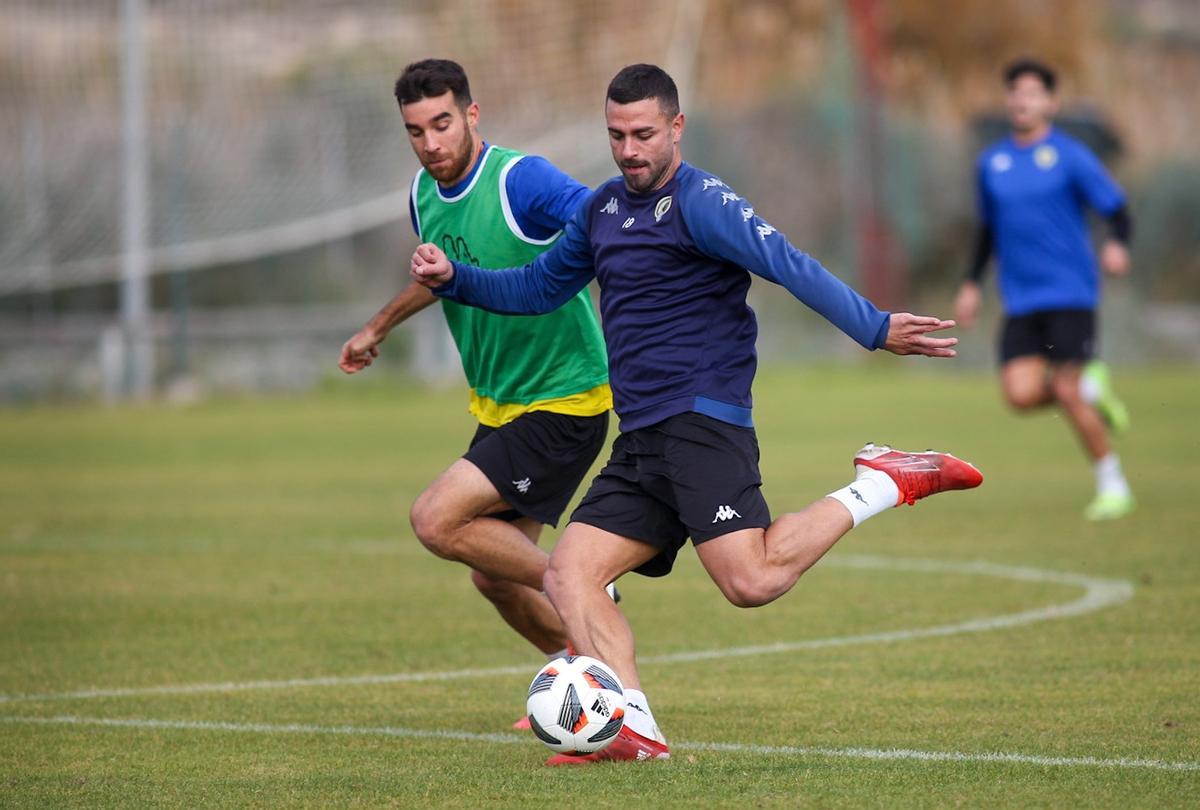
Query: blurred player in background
xmin=338 ymin=60 xmax=612 ymax=705
xmin=412 ymin=64 xmax=983 ymax=765
xmin=954 ymin=58 xmax=1134 ymax=521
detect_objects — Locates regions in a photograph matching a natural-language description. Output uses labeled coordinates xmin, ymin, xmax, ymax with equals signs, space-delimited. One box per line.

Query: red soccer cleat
xmin=853 ymin=443 xmax=983 ymax=506
xmin=544 ymin=726 xmax=670 ymax=766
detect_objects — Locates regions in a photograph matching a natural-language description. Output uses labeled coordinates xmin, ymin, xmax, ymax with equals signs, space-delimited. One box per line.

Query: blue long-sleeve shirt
xmin=433 ymin=161 xmax=891 ymax=432
xmin=976 ymin=128 xmax=1126 ymax=315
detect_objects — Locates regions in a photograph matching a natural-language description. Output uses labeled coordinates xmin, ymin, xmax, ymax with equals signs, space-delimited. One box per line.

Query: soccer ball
xmin=525 ymin=655 xmax=626 ymax=754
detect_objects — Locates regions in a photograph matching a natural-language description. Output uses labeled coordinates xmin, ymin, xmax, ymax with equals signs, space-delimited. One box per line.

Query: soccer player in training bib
xmin=954 ymin=59 xmax=1134 ymax=521
xmin=339 ymin=60 xmax=612 ymax=703
xmin=412 ymin=64 xmax=983 ymax=765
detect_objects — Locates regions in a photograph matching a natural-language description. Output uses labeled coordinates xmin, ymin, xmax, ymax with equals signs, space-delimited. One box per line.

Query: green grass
xmin=2 ymin=365 xmax=1198 ymax=807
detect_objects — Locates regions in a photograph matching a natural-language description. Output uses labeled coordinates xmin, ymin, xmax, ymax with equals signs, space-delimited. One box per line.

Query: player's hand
xmin=1100 ymin=240 xmax=1131 ymax=276
xmin=338 ymin=327 xmax=382 ymax=374
xmin=411 ymin=243 xmax=454 ymax=288
xmin=953 ymin=282 xmax=982 ymax=329
xmin=884 ymin=314 xmax=958 ymax=358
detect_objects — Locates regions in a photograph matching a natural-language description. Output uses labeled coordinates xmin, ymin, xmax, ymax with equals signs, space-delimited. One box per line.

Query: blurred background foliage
xmin=1 ymin=0 xmax=1197 ymax=400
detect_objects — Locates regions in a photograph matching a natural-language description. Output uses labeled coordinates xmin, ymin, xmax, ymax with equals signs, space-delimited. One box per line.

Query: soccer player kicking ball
xmin=339 ymin=60 xmax=613 ymax=710
xmin=955 ymin=59 xmax=1133 ymax=521
xmin=412 ymin=64 xmax=982 ymax=764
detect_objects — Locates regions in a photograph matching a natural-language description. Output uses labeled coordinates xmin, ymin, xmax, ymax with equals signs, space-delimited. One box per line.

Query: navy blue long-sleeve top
xmin=432 ymin=161 xmax=891 ymax=432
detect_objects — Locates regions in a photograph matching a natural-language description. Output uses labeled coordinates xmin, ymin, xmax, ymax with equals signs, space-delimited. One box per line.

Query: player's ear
xmin=465 ymin=101 xmax=480 ymax=130
xmin=672 ymin=113 xmax=685 ymax=144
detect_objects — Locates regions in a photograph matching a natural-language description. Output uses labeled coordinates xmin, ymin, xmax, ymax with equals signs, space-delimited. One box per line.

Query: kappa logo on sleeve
xmin=755 ymin=222 xmax=777 ymax=241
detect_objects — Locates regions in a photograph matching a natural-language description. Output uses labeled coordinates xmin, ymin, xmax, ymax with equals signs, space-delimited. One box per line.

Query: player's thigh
xmin=693 ymin=527 xmax=770 ymax=604
xmin=413 ymin=458 xmax=511 ymax=527
xmin=512 ymin=515 xmax=544 ymax=544
xmin=549 ymin=522 xmax=660 ymax=588
xmin=1000 ymin=356 xmax=1049 ymax=407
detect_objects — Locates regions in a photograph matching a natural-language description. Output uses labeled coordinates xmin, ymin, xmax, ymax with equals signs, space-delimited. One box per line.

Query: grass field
xmin=2 ymin=365 xmax=1198 ymax=807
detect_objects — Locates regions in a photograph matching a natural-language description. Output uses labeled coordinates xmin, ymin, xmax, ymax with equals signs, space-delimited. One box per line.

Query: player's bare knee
xmin=718 ymin=574 xmax=778 ymax=609
xmin=409 ymin=494 xmax=460 ymax=559
xmin=542 ymin=564 xmax=566 ymax=613
xmin=470 ymin=569 xmax=517 ymax=603
xmin=1004 ymin=387 xmax=1043 ymax=412
xmin=724 ymin=586 xmax=773 ymax=609
xmin=543 ymin=558 xmax=588 ymax=616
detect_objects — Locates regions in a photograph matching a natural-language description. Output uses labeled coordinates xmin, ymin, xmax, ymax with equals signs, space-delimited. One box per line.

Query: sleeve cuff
xmin=872 ymin=314 xmax=891 ymax=350
xmin=431 ymin=264 xmax=465 ymax=299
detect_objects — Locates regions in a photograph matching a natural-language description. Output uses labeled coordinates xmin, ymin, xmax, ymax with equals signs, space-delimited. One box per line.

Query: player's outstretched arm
xmin=680 ymin=175 xmax=889 ymax=349
xmin=338 ymin=284 xmax=439 ymax=374
xmin=883 ymin=314 xmax=958 ymax=358
xmin=409 ymin=215 xmax=597 ymax=316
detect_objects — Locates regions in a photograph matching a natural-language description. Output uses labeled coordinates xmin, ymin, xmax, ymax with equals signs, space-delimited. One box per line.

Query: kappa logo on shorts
xmin=513 ymin=477 xmax=532 ymax=494
xmin=711 ymin=504 xmax=742 ymax=523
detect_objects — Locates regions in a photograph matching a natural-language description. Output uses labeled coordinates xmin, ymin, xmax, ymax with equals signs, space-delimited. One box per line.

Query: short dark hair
xmin=1003 ymin=58 xmax=1057 ymax=92
xmin=606 ymin=63 xmax=680 ymax=118
xmin=394 ymin=59 xmax=472 ymax=108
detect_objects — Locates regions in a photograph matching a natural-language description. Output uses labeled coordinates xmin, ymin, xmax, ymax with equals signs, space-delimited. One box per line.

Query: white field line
xmin=2 ymin=714 xmax=1195 ymax=774
xmin=0 ymin=555 xmax=1133 ymax=705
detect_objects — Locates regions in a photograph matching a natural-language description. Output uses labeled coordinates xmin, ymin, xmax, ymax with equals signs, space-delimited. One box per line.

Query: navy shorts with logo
xmin=465 ymin=410 xmax=610 ymax=527
xmin=1000 ymin=308 xmax=1096 ymax=365
xmin=570 ymin=412 xmax=772 ymax=578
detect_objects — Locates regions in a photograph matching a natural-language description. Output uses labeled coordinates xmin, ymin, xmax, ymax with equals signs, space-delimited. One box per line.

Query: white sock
xmin=622 ymin=689 xmax=665 ymax=743
xmin=827 ymin=467 xmax=900 ymax=527
xmin=1095 ymin=453 xmax=1130 ymax=497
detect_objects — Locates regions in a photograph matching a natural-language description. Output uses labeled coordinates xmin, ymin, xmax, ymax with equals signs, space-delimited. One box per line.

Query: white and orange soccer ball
xmin=525 ymin=655 xmax=626 ymax=754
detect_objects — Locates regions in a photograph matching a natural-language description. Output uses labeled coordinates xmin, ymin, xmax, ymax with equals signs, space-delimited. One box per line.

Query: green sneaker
xmin=1084 ymin=491 xmax=1136 ymax=521
xmin=1082 ymin=361 xmax=1130 ymax=434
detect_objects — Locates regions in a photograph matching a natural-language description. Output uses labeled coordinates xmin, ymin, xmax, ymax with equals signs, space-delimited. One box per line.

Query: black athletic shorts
xmin=570 ymin=412 xmax=772 ymax=578
xmin=464 ymin=410 xmax=609 ymax=527
xmin=1000 ymin=308 xmax=1096 ymax=365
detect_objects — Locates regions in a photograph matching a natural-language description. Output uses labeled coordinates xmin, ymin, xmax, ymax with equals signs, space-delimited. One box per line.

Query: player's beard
xmin=622 ymin=157 xmax=670 ymax=194
xmin=423 ymin=127 xmax=476 ymax=184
